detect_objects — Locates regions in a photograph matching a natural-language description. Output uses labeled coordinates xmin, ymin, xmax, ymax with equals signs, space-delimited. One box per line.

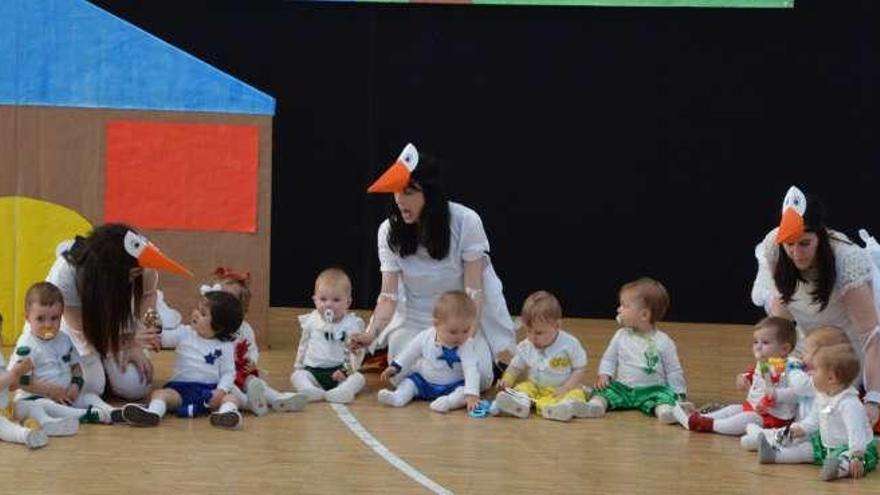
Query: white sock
xmin=219 ymin=402 xmax=238 ymax=414
xmin=148 ymin=399 xmax=167 ymax=417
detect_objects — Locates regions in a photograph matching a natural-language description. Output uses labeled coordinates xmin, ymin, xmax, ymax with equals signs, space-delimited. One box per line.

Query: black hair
xmin=203 ymin=291 xmax=243 ymax=342
xmin=386 ymin=152 xmax=451 ymax=260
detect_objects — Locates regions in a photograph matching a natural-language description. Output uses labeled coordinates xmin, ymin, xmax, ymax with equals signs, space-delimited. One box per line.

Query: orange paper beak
xmin=776 ymin=207 xmax=805 ymax=244
xmin=367 ymin=160 xmax=411 ymax=193
xmin=138 ymin=243 xmax=193 ymax=277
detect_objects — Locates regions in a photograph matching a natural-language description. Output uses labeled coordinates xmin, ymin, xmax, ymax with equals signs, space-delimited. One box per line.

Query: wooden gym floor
xmin=1 ymin=308 xmax=878 ymax=494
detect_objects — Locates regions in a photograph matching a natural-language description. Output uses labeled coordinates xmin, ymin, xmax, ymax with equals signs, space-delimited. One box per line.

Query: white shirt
xmin=294 ymin=311 xmax=364 ymax=369
xmin=375 ymin=202 xmax=516 ymax=355
xmin=798 ymin=387 xmax=874 ymax=452
xmin=509 ymin=330 xmax=587 ymax=388
xmin=744 ymin=357 xmax=807 ymax=420
xmin=393 ymin=327 xmax=481 ymax=396
xmin=8 ymin=330 xmax=80 ymax=400
xmin=160 ymin=325 xmax=235 ymax=392
xmin=598 ymin=327 xmax=687 ymax=394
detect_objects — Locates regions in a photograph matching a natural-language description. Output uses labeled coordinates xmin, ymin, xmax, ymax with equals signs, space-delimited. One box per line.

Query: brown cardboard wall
xmin=0 ymin=104 xmax=273 ymax=348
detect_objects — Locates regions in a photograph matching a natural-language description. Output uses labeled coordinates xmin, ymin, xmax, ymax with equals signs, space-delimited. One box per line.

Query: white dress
xmin=375 ymin=202 xmax=516 ymax=367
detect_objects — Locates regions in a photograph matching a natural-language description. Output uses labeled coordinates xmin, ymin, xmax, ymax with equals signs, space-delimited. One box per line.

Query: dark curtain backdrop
xmin=91 ymin=0 xmax=877 ymax=323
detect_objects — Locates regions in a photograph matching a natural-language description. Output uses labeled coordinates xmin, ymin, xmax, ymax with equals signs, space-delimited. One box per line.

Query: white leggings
xmin=771 ymin=441 xmax=816 ymax=463
xmin=707 ymin=405 xmax=764 ymax=435
xmin=80 ymin=352 xmax=152 ymax=401
xmin=0 ymin=415 xmax=31 ymax=445
xmin=14 ymin=393 xmax=110 ymax=423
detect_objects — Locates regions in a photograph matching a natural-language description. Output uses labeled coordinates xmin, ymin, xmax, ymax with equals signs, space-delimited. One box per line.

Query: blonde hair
xmin=804 ymin=325 xmax=849 ymax=348
xmin=755 ymin=316 xmax=797 ymax=351
xmin=314 ymin=267 xmax=352 ymax=297
xmin=433 ymin=291 xmax=477 ymax=323
xmin=620 ymin=277 xmax=669 ymax=324
xmin=520 ymin=290 xmax=563 ymax=327
xmin=814 ymin=343 xmax=861 ymax=387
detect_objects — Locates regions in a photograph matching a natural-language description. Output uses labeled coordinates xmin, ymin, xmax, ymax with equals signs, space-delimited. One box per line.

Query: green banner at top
xmin=320 ymin=0 xmax=793 ymax=7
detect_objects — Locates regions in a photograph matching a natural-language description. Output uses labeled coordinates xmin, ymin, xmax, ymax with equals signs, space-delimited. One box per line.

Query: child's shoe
xmin=25 ymin=428 xmax=48 ymax=449
xmin=41 ymin=417 xmax=79 ymax=436
xmin=820 ymin=457 xmax=843 ymax=481
xmin=377 ymin=389 xmax=400 ymax=407
xmin=494 ymin=389 xmax=531 ymax=419
xmin=740 ymin=423 xmax=762 ymax=451
xmin=246 ymin=378 xmax=270 ymax=417
xmin=582 ymin=400 xmax=606 ymax=418
xmin=757 ymin=433 xmax=776 ymax=464
xmin=122 ymin=404 xmax=160 ymax=427
xmin=542 ymin=402 xmax=574 ymax=422
xmin=79 ymin=405 xmax=112 ymax=424
xmin=210 ymin=410 xmax=243 ymax=429
xmin=271 ymin=392 xmax=308 ymax=412
xmin=655 ymin=404 xmax=677 ymax=424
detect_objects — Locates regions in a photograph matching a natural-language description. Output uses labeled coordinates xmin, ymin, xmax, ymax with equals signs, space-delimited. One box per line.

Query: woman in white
xmin=43 ymin=223 xmax=191 ymax=401
xmin=351 ymin=143 xmax=516 ymax=388
xmin=752 ymin=186 xmax=880 ymax=427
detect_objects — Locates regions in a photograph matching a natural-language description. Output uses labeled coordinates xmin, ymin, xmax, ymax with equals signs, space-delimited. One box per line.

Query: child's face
xmin=810 ymin=363 xmax=841 ymax=395
xmin=525 ymin=319 xmax=560 ymax=349
xmin=801 ymin=338 xmax=821 ymax=370
xmin=26 ymin=302 xmax=63 ymax=341
xmin=616 ymin=290 xmax=650 ymax=329
xmin=435 ymin=315 xmax=473 ymax=348
xmin=313 ymin=284 xmax=352 ymax=323
xmin=190 ymin=298 xmax=216 ymax=339
xmin=752 ymin=326 xmax=789 ymax=360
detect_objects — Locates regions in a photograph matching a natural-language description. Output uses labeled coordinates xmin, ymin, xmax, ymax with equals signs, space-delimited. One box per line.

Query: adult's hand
xmin=126 ymin=349 xmax=154 ymax=384
xmin=135 ymin=324 xmax=161 ymax=352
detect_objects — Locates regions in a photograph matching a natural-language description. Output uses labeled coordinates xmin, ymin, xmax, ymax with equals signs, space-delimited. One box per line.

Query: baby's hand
xmin=331 ymin=370 xmax=347 ymax=382
xmin=594 ymin=374 xmax=611 ymax=390
xmin=788 ymin=424 xmax=805 ymax=438
xmin=736 ymin=373 xmax=750 ymax=391
xmin=242 ymin=361 xmax=257 ymax=375
xmin=46 ymin=384 xmax=69 ymax=404
xmin=65 ymin=384 xmax=81 ymax=403
xmin=379 ymin=367 xmax=397 ymax=382
xmin=208 ymin=390 xmax=226 ymax=409
xmin=11 ymin=358 xmax=33 ymax=377
xmin=465 ymin=394 xmax=480 ymax=412
xmin=850 ymin=455 xmax=865 ymax=479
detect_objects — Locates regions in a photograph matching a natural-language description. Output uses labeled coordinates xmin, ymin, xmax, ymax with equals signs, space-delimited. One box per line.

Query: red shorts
xmin=742 ymin=400 xmax=791 ymax=429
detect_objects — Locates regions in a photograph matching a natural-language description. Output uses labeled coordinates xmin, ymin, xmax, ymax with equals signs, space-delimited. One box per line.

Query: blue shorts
xmin=406 ymin=373 xmax=464 ymax=401
xmin=165 ymin=381 xmax=216 ymax=417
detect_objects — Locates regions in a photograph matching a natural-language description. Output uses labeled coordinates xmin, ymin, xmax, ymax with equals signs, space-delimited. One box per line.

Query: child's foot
xmin=740 ymin=423 xmax=762 ymax=451
xmin=122 ymin=404 xmax=160 ymax=427
xmin=542 ymin=402 xmax=574 ymax=422
xmin=820 ymin=457 xmax=842 ymax=481
xmin=247 ymin=378 xmax=270 ymax=417
xmin=79 ymin=405 xmax=112 ymax=424
xmin=41 ymin=417 xmax=79 ymax=436
xmin=757 ymin=433 xmax=776 ymax=464
xmin=655 ymin=404 xmax=676 ymax=424
xmin=494 ymin=389 xmax=531 ymax=419
xmin=377 ymin=389 xmax=402 ymax=407
xmin=325 ymin=387 xmax=355 ymax=404
xmin=582 ymin=401 xmax=606 ymax=418
xmin=210 ymin=410 xmax=243 ymax=429
xmin=271 ymin=392 xmax=308 ymax=412
xmin=25 ymin=428 xmax=49 ymax=449
xmin=568 ymin=400 xmax=593 ymax=419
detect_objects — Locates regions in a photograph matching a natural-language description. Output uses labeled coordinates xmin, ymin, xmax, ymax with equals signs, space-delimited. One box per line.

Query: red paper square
xmin=105 ymin=120 xmax=259 ymax=232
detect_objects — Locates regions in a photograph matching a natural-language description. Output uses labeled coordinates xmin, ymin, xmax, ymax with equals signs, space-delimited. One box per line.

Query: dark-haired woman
xmin=752 ymin=186 xmax=880 ymax=427
xmin=43 ymin=223 xmax=191 ymax=401
xmin=351 ymin=144 xmax=516 ymax=389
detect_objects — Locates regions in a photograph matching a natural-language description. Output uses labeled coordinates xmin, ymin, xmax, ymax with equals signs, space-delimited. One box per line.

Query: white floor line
xmin=330 ymin=403 xmax=453 ymax=495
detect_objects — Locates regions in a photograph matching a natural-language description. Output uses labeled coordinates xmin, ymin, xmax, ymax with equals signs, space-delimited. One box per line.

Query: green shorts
xmin=809 ymin=433 xmax=878 ymax=472
xmin=305 ymin=365 xmax=345 ymax=391
xmin=592 ymin=380 xmax=679 ymax=415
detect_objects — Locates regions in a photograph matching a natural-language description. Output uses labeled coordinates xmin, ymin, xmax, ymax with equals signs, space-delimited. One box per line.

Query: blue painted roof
xmin=0 ymin=0 xmax=275 ymax=115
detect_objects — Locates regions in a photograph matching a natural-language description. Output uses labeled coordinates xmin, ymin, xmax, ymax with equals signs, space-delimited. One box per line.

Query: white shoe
xmin=494 ymin=389 xmax=531 ymax=419
xmin=246 ymin=378 xmax=270 ymax=416
xmin=271 ymin=392 xmax=308 ymax=412
xmin=542 ymin=402 xmax=574 ymax=422
xmin=740 ymin=423 xmax=762 ymax=451
xmin=41 ymin=417 xmax=79 ymax=436
xmin=568 ymin=400 xmax=593 ymax=419
xmin=655 ymin=404 xmax=676 ymax=424
xmin=25 ymin=429 xmax=48 ymax=449
xmin=582 ymin=401 xmax=606 ymax=418
xmin=210 ymin=410 xmax=243 ymax=429
xmin=377 ymin=389 xmax=400 ymax=407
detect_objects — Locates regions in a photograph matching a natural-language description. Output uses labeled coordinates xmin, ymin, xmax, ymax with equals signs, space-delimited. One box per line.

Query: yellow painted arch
xmin=0 ymin=197 xmax=92 ymax=345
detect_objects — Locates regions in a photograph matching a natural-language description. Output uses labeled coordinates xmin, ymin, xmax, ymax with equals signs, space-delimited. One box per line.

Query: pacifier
xmin=323 ymin=309 xmax=335 ymax=323
xmin=35 ymin=327 xmax=57 ymax=340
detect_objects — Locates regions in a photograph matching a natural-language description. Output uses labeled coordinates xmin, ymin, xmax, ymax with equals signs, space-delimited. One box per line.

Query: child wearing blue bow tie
xmin=492 ymin=291 xmax=589 ymax=421
xmin=377 ymin=291 xmax=488 ymax=413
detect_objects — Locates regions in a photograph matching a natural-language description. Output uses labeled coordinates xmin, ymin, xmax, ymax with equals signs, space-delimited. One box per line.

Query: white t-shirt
xmin=160 ymin=325 xmax=235 ymax=392
xmin=743 ymin=357 xmax=806 ymax=421
xmin=798 ymin=387 xmax=874 ymax=452
xmin=509 ymin=330 xmax=587 ymax=388
xmin=598 ymin=327 xmax=687 ymax=394
xmin=8 ymin=330 xmax=80 ymax=399
xmin=393 ymin=327 xmax=481 ymax=396
xmin=375 ymin=202 xmax=515 ymax=356
xmin=294 ymin=311 xmax=364 ymax=369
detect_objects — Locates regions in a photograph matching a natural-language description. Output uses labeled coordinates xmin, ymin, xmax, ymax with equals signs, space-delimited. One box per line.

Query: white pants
xmin=0 ymin=415 xmax=32 ymax=445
